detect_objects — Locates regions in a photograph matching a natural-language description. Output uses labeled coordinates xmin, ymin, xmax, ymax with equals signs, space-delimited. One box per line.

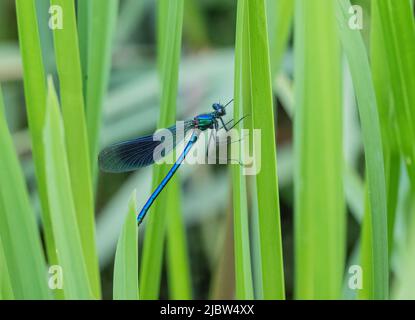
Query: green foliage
xmin=232 ymin=0 xmax=254 ymax=300
xmin=336 ymin=0 xmax=388 ymax=299
xmin=246 ymin=0 xmax=285 ymax=299
xmin=15 ymin=0 xmax=57 ymax=270
xmin=0 ymin=86 xmax=50 ymax=299
xmin=43 ymin=79 xmax=92 ymax=299
xmin=140 ymin=0 xmax=186 ymax=299
xmin=85 ymin=0 xmax=119 ymax=177
xmin=295 ymin=0 xmax=344 ymax=299
xmin=166 ymin=182 xmax=192 ymax=299
xmin=50 ymin=0 xmax=100 ymax=298
xmin=375 ymin=0 xmax=415 ymax=187
xmin=113 ymin=192 xmax=139 ymax=300
xmin=267 ymin=0 xmax=294 ymax=76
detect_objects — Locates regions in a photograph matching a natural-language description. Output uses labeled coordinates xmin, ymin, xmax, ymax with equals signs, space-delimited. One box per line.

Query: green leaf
xmin=0 ymin=85 xmax=50 ymax=299
xmin=294 ymin=0 xmax=345 ymax=299
xmin=246 ymin=0 xmax=285 ymax=299
xmin=43 ymin=78 xmax=92 ymax=299
xmin=371 ymin=3 xmax=401 ymax=254
xmin=358 ymin=186 xmax=374 ymax=299
xmin=183 ymin=0 xmax=209 ymax=48
xmin=233 ymin=0 xmax=254 ymax=300
xmin=35 ymin=0 xmax=56 ymax=75
xmin=15 ymin=0 xmax=58 ymax=272
xmin=166 ymin=182 xmax=192 ymax=299
xmin=393 ymin=186 xmax=415 ymax=299
xmin=266 ymin=0 xmax=294 ymax=77
xmin=335 ymin=0 xmax=388 ymax=299
xmin=375 ymin=0 xmax=415 ymax=187
xmin=85 ymin=0 xmax=119 ymax=177
xmin=0 ymin=214 xmax=14 ymax=300
xmin=50 ymin=0 xmax=100 ymax=298
xmin=140 ymin=0 xmax=185 ymax=299
xmin=113 ymin=191 xmax=139 ymax=300
xmin=76 ymin=0 xmax=92 ymax=98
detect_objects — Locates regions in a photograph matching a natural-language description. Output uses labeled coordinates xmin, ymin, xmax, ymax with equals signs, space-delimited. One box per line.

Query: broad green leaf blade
xmin=51 ymin=0 xmax=101 ymax=298
xmin=294 ymin=0 xmax=345 ymax=299
xmin=140 ymin=0 xmax=185 ymax=299
xmin=113 ymin=192 xmax=139 ymax=300
xmin=0 ymin=86 xmax=50 ymax=299
xmin=335 ymin=0 xmax=388 ymax=299
xmin=166 ymin=181 xmax=192 ymax=299
xmin=86 ymin=0 xmax=119 ymax=177
xmin=246 ymin=0 xmax=285 ymax=299
xmin=15 ymin=0 xmax=58 ymax=271
xmin=233 ymin=0 xmax=254 ymax=300
xmin=43 ymin=79 xmax=92 ymax=300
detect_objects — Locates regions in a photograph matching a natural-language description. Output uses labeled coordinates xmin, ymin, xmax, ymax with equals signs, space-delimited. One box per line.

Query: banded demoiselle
xmin=99 ymin=100 xmax=242 ymax=225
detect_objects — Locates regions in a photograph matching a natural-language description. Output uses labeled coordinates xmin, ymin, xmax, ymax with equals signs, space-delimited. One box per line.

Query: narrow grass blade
xmin=250 ymin=180 xmax=263 ymax=299
xmin=266 ymin=0 xmax=294 ymax=77
xmin=335 ymin=0 xmax=388 ymax=299
xmin=246 ymin=0 xmax=285 ymax=299
xmin=86 ymin=0 xmax=119 ymax=177
xmin=294 ymin=0 xmax=344 ymax=299
xmin=233 ymin=0 xmax=253 ymax=300
xmin=76 ymin=0 xmax=92 ymax=101
xmin=51 ymin=0 xmax=101 ymax=298
xmin=375 ymin=0 xmax=415 ymax=187
xmin=113 ymin=191 xmax=139 ymax=300
xmin=0 ymin=86 xmax=50 ymax=299
xmin=140 ymin=0 xmax=185 ymax=299
xmin=43 ymin=79 xmax=92 ymax=299
xmin=15 ymin=0 xmax=58 ymax=270
xmin=358 ymin=187 xmax=374 ymax=299
xmin=156 ymin=0 xmax=168 ymax=75
xmin=166 ymin=181 xmax=192 ymax=299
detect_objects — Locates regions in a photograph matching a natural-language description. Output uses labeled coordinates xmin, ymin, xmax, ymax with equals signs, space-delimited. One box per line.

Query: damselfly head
xmin=212 ymin=102 xmax=226 ymax=116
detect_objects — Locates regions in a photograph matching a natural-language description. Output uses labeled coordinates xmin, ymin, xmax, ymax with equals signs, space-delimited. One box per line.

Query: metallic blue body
xmin=137 ymin=132 xmax=199 ymax=224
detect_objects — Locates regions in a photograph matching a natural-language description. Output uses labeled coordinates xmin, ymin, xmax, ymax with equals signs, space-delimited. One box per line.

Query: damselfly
xmin=99 ymin=100 xmax=243 ymax=225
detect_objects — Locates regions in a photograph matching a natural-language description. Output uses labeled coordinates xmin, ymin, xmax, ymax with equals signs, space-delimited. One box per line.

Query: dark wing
xmin=98 ymin=121 xmax=194 ymax=173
